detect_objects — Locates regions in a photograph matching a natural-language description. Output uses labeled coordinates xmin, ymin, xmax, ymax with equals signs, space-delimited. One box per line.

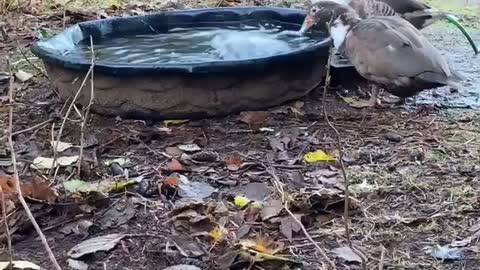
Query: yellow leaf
xmin=303 ymin=150 xmax=336 ymax=163
xmin=163 ymin=120 xmax=188 ymax=126
xmin=234 ymin=196 xmax=251 ymax=208
xmin=340 ymin=96 xmax=357 ymax=104
xmin=209 ymin=225 xmax=226 ymax=242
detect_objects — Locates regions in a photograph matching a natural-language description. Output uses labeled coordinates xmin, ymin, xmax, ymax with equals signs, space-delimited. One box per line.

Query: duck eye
xmin=311 ymin=7 xmax=318 ymax=13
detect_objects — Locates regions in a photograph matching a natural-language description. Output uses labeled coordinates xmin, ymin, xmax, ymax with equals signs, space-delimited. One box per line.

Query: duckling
xmin=300 ymin=1 xmax=463 ymax=107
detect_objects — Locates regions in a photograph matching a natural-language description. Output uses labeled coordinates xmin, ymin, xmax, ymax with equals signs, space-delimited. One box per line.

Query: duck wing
xmin=344 ymin=16 xmax=452 ymax=88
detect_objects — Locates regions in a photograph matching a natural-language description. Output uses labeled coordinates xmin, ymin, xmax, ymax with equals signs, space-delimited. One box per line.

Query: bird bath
xmin=32 ymin=7 xmax=331 ymax=119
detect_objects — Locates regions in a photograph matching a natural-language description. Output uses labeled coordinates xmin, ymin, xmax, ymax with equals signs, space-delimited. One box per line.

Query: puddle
xmin=411 ymin=24 xmax=480 ymax=109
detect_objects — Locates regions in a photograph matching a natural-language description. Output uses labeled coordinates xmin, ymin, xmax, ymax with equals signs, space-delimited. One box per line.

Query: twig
xmin=50 ymin=51 xmax=95 ymax=181
xmin=7 ymin=62 xmax=63 ymax=270
xmin=78 ymin=36 xmax=95 ymax=177
xmin=379 ymin=245 xmax=385 ymax=270
xmin=0 ymin=186 xmax=13 ymax=270
xmin=284 ymin=200 xmax=334 ymax=268
xmin=11 ymin=119 xmax=53 ymax=136
xmin=62 ymin=0 xmax=75 ymax=29
xmin=265 ymin=164 xmax=335 ymax=269
xmin=15 ymin=40 xmax=50 ymax=81
xmin=321 ymin=41 xmax=367 ymax=269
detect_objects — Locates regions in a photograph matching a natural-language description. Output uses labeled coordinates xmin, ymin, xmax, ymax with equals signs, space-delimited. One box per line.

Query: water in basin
xmin=68 ymin=21 xmax=323 ymax=64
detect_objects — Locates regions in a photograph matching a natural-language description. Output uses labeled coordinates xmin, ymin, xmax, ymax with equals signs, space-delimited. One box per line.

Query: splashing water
xmin=68 ymin=22 xmax=323 ymax=64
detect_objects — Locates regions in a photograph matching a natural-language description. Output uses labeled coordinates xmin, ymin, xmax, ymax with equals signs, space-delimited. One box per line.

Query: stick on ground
xmin=0 ymin=186 xmax=13 ymax=270
xmin=321 ymin=42 xmax=367 ymax=269
xmin=77 ymin=36 xmax=95 ymax=177
xmin=7 ymin=61 xmax=63 ymax=270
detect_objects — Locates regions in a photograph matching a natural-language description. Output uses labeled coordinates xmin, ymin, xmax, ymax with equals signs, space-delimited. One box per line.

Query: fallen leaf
xmin=50 ymin=140 xmax=74 ymax=152
xmin=190 ymin=151 xmax=219 ymax=163
xmin=167 ymin=159 xmax=185 ymax=172
xmin=349 ymin=179 xmax=376 ymax=195
xmin=98 ymin=198 xmax=136 ymax=229
xmin=175 ymin=174 xmax=216 ymax=199
xmin=238 ymin=111 xmax=270 ymax=126
xmin=269 ymin=136 xmax=291 ymax=152
xmin=63 ymin=178 xmax=137 ymax=194
xmin=279 ymin=215 xmax=303 ymax=241
xmin=288 ymin=101 xmax=305 ymax=115
xmin=239 ymin=235 xmax=291 ymax=262
xmin=234 ymin=196 xmax=251 ymax=208
xmin=234 ymin=182 xmax=272 ymax=201
xmin=209 ymin=225 xmax=227 ymax=242
xmin=332 ymin=246 xmax=363 ymax=263
xmin=32 ymin=156 xmax=79 ymax=169
xmin=68 ymin=233 xmax=125 ymax=259
xmin=164 ymin=120 xmax=188 ymax=126
xmin=0 ymin=261 xmax=41 ymax=269
xmin=59 ymin=220 xmax=93 ymax=236
xmin=66 ymin=259 xmax=89 ymax=270
xmin=225 ymin=154 xmax=243 ymax=171
xmin=103 ymin=157 xmax=130 ymax=166
xmin=261 ymin=199 xmax=283 ymax=221
xmin=29 ymin=176 xmax=57 ymax=203
xmin=15 ymin=70 xmax=34 ymax=82
xmin=1 ymin=176 xmax=56 ymax=205
xmin=340 ymin=96 xmax=357 ymax=105
xmin=166 ymin=146 xmax=183 ymax=157
xmin=430 ymin=245 xmax=465 ymax=260
xmin=303 ymin=150 xmax=336 ymax=163
xmin=171 ymin=235 xmax=206 ymax=257
xmin=178 ymin=144 xmax=201 ymax=153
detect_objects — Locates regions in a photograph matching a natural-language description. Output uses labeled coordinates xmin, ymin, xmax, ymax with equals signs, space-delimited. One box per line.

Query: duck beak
xmin=299 ymin=15 xmax=315 ymax=34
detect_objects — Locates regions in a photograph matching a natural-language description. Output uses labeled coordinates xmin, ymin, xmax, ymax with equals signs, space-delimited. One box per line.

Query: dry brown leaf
xmin=238 ymin=111 xmax=270 ymax=126
xmin=279 ymin=215 xmax=303 ymax=241
xmin=260 ymin=199 xmax=283 ymax=221
xmin=167 ymin=159 xmax=185 ymax=172
xmin=225 ymin=154 xmax=243 ymax=171
xmin=332 ymin=246 xmax=363 ymax=263
xmin=0 ymin=176 xmax=57 ymax=207
xmin=29 ymin=176 xmax=57 ymax=203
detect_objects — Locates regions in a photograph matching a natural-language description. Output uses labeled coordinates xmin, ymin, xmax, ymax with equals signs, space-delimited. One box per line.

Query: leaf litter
xmin=3 ymin=2 xmax=480 ymax=270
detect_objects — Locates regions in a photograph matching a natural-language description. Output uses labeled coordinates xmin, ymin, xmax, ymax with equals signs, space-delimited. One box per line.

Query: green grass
xmin=424 ymin=0 xmax=480 ymax=16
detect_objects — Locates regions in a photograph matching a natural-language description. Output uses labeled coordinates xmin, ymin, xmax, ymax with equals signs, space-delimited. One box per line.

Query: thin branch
xmin=11 ymin=119 xmax=53 ymax=137
xmin=379 ymin=245 xmax=385 ymax=270
xmin=7 ymin=62 xmax=63 ymax=270
xmin=265 ymin=163 xmax=336 ymax=269
xmin=284 ymin=200 xmax=334 ymax=269
xmin=321 ymin=41 xmax=367 ymax=269
xmin=15 ymin=40 xmax=50 ymax=81
xmin=50 ymin=57 xmax=94 ymax=181
xmin=0 ymin=186 xmax=13 ymax=270
xmin=78 ymin=36 xmax=95 ymax=177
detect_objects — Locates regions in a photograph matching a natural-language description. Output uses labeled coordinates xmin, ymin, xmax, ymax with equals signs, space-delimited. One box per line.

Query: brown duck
xmin=309 ymin=0 xmax=478 ymax=54
xmin=300 ymin=1 xmax=463 ymax=107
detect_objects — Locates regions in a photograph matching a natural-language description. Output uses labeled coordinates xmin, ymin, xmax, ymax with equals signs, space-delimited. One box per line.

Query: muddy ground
xmin=1 ymin=1 xmax=480 ymax=270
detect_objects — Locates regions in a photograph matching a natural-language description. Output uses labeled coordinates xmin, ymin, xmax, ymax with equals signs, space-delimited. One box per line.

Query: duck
xmin=299 ymin=1 xmax=463 ymax=107
xmin=309 ymin=0 xmax=478 ymax=54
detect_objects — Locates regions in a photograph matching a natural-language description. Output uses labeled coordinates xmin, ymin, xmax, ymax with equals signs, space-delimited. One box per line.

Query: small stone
xmin=384 ymin=132 xmax=402 ymax=142
xmin=408 ymin=148 xmax=425 ymax=161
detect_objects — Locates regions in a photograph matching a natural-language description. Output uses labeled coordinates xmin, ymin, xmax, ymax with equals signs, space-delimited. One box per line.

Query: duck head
xmin=299 ymin=1 xmax=361 ymax=48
